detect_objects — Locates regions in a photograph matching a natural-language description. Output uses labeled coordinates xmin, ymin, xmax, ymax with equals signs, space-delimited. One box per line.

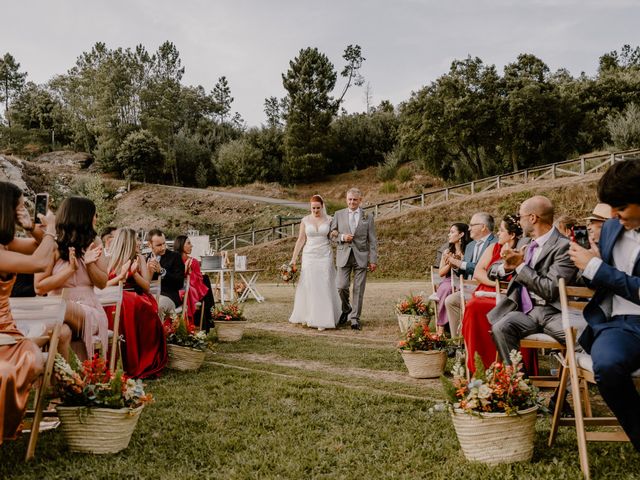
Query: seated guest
xmin=34 ymin=197 xmax=109 ymax=361
xmin=10 ymin=273 xmax=36 ymax=298
xmin=174 ymin=235 xmax=214 ymax=329
xmin=569 ymin=160 xmax=640 ymax=453
xmin=0 ymin=181 xmax=53 ymax=443
xmin=444 ymin=213 xmax=497 ymax=337
xmin=462 ymin=214 xmax=537 ymax=373
xmin=146 ymin=229 xmax=184 ymax=320
xmin=489 ymin=196 xmax=578 ymax=366
xmin=554 ymin=215 xmax=577 ymax=238
xmin=434 ymin=223 xmax=470 ymax=336
xmin=107 ymin=228 xmax=167 ymax=379
xmin=100 ymin=226 xmax=117 ymax=256
xmin=585 ymin=203 xmax=611 ymax=246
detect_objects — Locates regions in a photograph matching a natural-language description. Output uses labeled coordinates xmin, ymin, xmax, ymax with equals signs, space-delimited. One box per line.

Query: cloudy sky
xmin=2 ymin=0 xmax=639 ymax=126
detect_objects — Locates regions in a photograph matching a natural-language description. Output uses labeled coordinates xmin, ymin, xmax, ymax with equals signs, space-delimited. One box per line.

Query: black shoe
xmin=338 ymin=312 xmax=349 ymax=326
xmin=351 ymin=322 xmax=361 ymax=331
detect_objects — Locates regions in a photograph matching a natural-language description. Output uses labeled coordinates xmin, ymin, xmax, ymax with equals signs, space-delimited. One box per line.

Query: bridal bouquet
xmin=441 ymin=350 xmax=544 ymax=415
xmin=279 ymin=263 xmax=298 ymax=283
xmin=53 ymin=353 xmax=153 ymax=409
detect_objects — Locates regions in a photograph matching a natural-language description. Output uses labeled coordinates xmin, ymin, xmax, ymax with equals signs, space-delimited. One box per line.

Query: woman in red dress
xmin=173 ymin=235 xmax=211 ymax=329
xmin=106 ymin=228 xmax=167 ymax=379
xmin=462 ymin=214 xmax=539 ymax=374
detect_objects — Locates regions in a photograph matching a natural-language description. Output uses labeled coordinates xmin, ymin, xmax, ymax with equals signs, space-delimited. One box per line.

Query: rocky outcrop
xmin=33 ymin=151 xmax=93 ymax=170
xmin=0 ymin=155 xmax=31 ymax=194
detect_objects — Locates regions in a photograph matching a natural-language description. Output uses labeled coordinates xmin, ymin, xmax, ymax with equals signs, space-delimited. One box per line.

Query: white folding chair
xmin=9 ymin=296 xmax=66 ymax=460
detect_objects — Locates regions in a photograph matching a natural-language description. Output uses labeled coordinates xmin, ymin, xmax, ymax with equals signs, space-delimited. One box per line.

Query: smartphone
xmin=571 ymin=225 xmax=590 ymax=249
xmin=34 ymin=193 xmax=49 ymax=224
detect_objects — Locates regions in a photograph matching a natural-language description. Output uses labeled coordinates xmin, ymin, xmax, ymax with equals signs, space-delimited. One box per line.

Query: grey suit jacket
xmin=330 ymin=208 xmax=378 ymax=268
xmin=487 ymin=228 xmax=578 ymax=324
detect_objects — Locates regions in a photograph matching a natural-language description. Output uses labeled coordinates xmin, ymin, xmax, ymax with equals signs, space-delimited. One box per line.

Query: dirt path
xmin=246 ymin=322 xmax=396 ymax=344
xmin=159 ymin=184 xmax=308 ymax=209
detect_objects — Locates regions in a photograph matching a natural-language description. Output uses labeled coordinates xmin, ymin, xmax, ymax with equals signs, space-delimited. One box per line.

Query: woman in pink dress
xmin=0 ymin=181 xmax=55 ymax=443
xmin=173 ymin=235 xmax=210 ymax=328
xmin=35 ymin=197 xmax=109 ymax=361
xmin=106 ymin=228 xmax=167 ymax=378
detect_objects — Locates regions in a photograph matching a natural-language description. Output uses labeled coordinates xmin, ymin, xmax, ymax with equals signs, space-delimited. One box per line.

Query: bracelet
xmin=43 ymin=231 xmax=57 ymax=241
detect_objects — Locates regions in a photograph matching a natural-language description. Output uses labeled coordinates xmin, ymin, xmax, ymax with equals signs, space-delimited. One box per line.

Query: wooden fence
xmin=212 ymin=149 xmax=640 ymax=252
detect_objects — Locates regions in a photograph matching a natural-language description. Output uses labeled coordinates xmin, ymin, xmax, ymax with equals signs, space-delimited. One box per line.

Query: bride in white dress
xmin=288 ymin=195 xmax=341 ymax=330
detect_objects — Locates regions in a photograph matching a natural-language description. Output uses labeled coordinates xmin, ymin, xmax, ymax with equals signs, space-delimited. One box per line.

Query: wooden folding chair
xmin=94 ymin=281 xmax=125 ymax=372
xmin=149 ymin=278 xmax=161 ymax=304
xmin=458 ymin=275 xmax=479 ymax=331
xmin=549 ymin=277 xmax=639 ymax=480
xmin=9 ymin=296 xmax=66 ymax=460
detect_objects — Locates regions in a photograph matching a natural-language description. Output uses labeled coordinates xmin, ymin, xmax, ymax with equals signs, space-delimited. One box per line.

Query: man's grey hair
xmin=346 ymin=187 xmax=363 ymax=198
xmin=475 ymin=212 xmax=495 ymax=232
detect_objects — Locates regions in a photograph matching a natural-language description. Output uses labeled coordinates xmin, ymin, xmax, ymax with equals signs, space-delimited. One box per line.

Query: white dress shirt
xmin=341 ymin=208 xmax=361 ymax=242
xmin=582 ymin=228 xmax=640 ymax=316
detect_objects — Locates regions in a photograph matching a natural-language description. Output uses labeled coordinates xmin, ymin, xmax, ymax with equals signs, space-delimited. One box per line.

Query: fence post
xmin=215 ymin=238 xmax=219 ymax=251
xmin=580 ymin=157 xmax=585 ymax=175
xmin=398 ymin=199 xmax=402 ymax=213
xmin=374 ymin=204 xmax=378 ymax=217
xmin=496 ymin=176 xmax=501 ymax=189
xmin=445 ymin=188 xmax=449 ymax=201
xmin=551 ymin=164 xmax=556 ymax=179
xmin=421 ymin=193 xmax=425 ymax=207
xmin=291 ymin=224 xmax=295 ymax=237
xmin=252 ymin=231 xmax=256 ymax=245
xmin=524 ymin=169 xmax=529 ymax=183
xmin=470 ymin=181 xmax=475 ymax=195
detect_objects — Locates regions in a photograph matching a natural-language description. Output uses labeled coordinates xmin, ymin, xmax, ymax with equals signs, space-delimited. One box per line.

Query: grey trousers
xmin=444 ymin=292 xmax=461 ymax=337
xmin=336 ymin=252 xmax=368 ymax=324
xmin=158 ymin=295 xmax=176 ymax=320
xmin=491 ymin=305 xmax=565 ymax=364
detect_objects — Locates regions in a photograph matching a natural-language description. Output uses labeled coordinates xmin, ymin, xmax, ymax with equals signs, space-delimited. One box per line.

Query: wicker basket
xmin=400 ymin=350 xmax=447 ymax=378
xmin=56 ymin=405 xmax=144 ymax=454
xmin=167 ymin=344 xmax=206 ymax=371
xmin=215 ymin=321 xmax=247 ymax=342
xmin=397 ymin=314 xmax=423 ymax=334
xmin=451 ymin=405 xmax=538 ymax=465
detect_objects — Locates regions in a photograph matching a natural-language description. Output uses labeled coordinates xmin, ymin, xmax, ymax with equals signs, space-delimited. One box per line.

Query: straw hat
xmin=584 ymin=203 xmax=612 ymax=222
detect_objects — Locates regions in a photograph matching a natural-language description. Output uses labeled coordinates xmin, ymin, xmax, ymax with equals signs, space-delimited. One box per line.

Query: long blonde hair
xmin=107 ymin=228 xmax=138 ymax=274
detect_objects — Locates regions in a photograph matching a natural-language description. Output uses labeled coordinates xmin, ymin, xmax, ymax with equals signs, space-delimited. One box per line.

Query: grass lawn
xmin=2 ymin=282 xmax=638 ymax=479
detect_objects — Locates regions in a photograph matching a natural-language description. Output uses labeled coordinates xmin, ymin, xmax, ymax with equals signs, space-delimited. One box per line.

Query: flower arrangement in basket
xmin=279 ymin=263 xmax=298 ymax=284
xmin=164 ymin=314 xmax=208 ymax=370
xmin=234 ymin=281 xmax=247 ymax=296
xmin=212 ymin=302 xmax=247 ymax=342
xmin=52 ymin=353 xmax=153 ymax=454
xmin=397 ymin=320 xmax=448 ymax=378
xmin=395 ymin=293 xmax=431 ymax=333
xmin=439 ymin=350 xmax=545 ymax=465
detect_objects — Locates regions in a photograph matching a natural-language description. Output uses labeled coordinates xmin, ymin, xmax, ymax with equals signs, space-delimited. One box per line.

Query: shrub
xmin=215 ymin=138 xmax=264 ymax=186
xmin=377 ymin=150 xmax=399 ymax=181
xmin=116 ymin=130 xmax=166 ymax=183
xmin=396 ymin=165 xmax=413 ymax=183
xmin=607 ymin=103 xmax=640 ymax=150
xmin=379 ymin=181 xmax=397 ymax=194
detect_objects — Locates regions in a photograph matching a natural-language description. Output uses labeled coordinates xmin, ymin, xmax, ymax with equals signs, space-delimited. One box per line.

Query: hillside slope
xmin=235 ymin=174 xmax=601 ymax=280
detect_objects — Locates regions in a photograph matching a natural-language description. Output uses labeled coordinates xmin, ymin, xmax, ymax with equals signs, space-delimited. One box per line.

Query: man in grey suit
xmin=444 ymin=212 xmax=497 ymax=337
xmin=488 ymin=195 xmax=578 ymax=364
xmin=330 ymin=188 xmax=378 ymax=330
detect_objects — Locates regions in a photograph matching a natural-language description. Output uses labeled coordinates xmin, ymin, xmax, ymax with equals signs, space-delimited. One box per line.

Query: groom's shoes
xmin=338 ymin=312 xmax=349 ymax=326
xmin=351 ymin=321 xmax=361 ymax=331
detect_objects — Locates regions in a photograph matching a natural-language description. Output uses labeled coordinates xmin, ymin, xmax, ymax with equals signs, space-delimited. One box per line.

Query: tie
xmin=349 ymin=211 xmax=357 ymax=234
xmin=520 ymin=240 xmax=539 ymax=314
xmin=472 ymin=240 xmax=484 ymax=263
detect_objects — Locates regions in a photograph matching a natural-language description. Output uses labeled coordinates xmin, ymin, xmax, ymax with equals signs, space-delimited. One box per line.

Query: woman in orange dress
xmin=462 ymin=214 xmax=538 ymax=374
xmin=0 ymin=181 xmax=56 ymax=443
xmin=106 ymin=228 xmax=167 ymax=379
xmin=173 ymin=235 xmax=211 ymax=328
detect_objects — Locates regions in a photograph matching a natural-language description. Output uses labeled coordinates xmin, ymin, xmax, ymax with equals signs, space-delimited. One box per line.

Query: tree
xmin=0 ymin=53 xmax=28 ymax=127
xmin=264 ymin=96 xmax=283 ymax=128
xmin=282 ymin=47 xmax=337 ymax=182
xmin=335 ymin=44 xmax=366 ymax=107
xmin=211 ymin=76 xmax=233 ymax=123
xmin=116 ymin=129 xmax=165 ymax=182
xmin=214 ymin=138 xmax=264 ymax=185
xmin=607 ymin=103 xmax=640 ymax=150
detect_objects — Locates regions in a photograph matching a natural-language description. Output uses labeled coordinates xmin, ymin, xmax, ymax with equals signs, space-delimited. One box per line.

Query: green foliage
xmin=117 ymin=129 xmax=166 ymax=182
xmin=76 ymin=175 xmax=115 ymax=231
xmin=376 ymin=150 xmax=400 ymax=181
xmin=195 ymin=162 xmax=208 ymax=188
xmin=396 ymin=165 xmax=413 ymax=183
xmin=214 ymin=138 xmax=264 ymax=185
xmin=379 ymin=181 xmax=397 ymax=194
xmin=607 ymin=102 xmax=640 ymax=150
xmin=0 ymin=52 xmax=27 ymax=128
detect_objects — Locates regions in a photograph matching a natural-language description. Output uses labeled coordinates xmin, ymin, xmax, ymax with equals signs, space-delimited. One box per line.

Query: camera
xmin=34 ymin=193 xmax=49 ymax=224
xmin=571 ymin=225 xmax=590 ymax=249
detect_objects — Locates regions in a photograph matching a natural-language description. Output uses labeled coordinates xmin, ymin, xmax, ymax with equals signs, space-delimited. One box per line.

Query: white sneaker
xmin=318 ymin=328 xmax=325 ymax=331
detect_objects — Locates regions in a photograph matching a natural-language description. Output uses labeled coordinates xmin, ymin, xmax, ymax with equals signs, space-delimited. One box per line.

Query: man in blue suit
xmin=570 ymin=160 xmax=640 ymax=453
xmin=444 ymin=212 xmax=497 ymax=336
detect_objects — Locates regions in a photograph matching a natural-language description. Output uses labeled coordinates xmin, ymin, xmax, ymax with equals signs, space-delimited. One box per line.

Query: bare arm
xmin=132 ymin=255 xmax=151 ymax=293
xmin=34 ymin=250 xmax=76 ymax=295
xmin=438 ymin=251 xmax=451 ymax=278
xmin=85 ymin=239 xmax=108 ymax=289
xmin=290 ymin=221 xmax=307 ymax=267
xmin=472 ymin=246 xmax=496 ymax=287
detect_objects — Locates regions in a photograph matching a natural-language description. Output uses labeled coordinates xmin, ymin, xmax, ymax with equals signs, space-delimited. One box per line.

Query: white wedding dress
xmin=289 ymin=218 xmax=341 ymax=329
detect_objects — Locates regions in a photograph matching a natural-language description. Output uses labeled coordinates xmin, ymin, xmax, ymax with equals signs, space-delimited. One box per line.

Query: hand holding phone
xmin=34 ymin=193 xmax=49 ymax=225
xmin=571 ymin=226 xmax=590 ymax=249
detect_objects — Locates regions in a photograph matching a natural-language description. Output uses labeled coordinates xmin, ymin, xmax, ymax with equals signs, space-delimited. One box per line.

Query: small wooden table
xmin=235 ymin=269 xmax=265 ymax=303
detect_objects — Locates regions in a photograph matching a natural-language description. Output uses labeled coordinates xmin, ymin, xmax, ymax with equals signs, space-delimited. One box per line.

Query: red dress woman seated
xmin=462 ymin=215 xmax=538 ymax=374
xmin=173 ymin=235 xmax=212 ymax=329
xmin=106 ymin=228 xmax=167 ymax=379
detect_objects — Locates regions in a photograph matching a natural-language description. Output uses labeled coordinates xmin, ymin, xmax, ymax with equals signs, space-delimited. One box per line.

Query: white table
xmin=202 ymin=268 xmax=235 ymax=305
xmin=235 ymin=269 xmax=265 ymax=303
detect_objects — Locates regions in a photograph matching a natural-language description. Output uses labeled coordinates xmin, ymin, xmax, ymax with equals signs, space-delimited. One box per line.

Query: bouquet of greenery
xmin=395 ymin=294 xmax=429 ymax=316
xmin=212 ymin=302 xmax=246 ymax=322
xmin=53 ymin=353 xmax=153 ymax=409
xmin=442 ymin=350 xmax=545 ymax=415
xmin=165 ymin=314 xmax=209 ymax=351
xmin=398 ymin=319 xmax=448 ymax=352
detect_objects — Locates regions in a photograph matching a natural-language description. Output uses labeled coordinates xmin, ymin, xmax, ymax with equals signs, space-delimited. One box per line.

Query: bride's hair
xmin=310 ymin=194 xmax=324 ymax=205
